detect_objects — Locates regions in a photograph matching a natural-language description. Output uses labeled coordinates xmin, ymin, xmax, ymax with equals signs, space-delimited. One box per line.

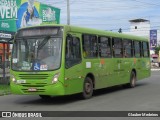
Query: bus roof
xmin=18 ymin=24 xmax=148 ymax=42
xmin=64 ymin=25 xmax=148 ymax=42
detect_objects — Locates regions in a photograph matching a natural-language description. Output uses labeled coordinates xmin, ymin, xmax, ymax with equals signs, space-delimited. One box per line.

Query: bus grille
xmin=20 ymin=83 xmax=47 ymax=87
xmin=20 ymin=83 xmax=47 ymax=93
xmin=18 ymin=74 xmax=50 ymax=93
xmin=19 ymin=74 xmax=49 ymax=80
xmin=21 ymin=88 xmax=45 ymax=93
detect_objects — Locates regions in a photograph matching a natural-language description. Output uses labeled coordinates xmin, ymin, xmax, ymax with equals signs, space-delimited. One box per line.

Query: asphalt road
xmin=0 ymin=71 xmax=160 ymax=120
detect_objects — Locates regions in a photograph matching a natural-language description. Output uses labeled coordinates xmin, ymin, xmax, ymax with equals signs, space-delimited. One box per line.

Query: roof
xmin=17 ymin=24 xmax=148 ymax=42
xmin=129 ymin=19 xmax=149 ymax=23
xmin=67 ymin=25 xmax=148 ymax=41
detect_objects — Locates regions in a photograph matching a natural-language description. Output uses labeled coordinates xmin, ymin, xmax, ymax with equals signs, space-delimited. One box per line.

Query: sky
xmin=38 ymin=0 xmax=160 ymax=32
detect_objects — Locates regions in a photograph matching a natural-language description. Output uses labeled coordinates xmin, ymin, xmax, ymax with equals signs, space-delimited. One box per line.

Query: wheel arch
xmin=131 ymin=69 xmax=137 ymax=78
xmin=85 ymin=73 xmax=95 ymax=89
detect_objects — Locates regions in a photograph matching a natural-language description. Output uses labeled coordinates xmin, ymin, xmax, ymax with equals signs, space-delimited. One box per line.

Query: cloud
xmin=38 ymin=0 xmax=160 ymax=31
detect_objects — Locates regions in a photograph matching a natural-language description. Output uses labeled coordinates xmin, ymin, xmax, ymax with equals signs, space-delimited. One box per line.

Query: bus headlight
xmin=11 ymin=75 xmax=16 ymax=83
xmin=52 ymin=73 xmax=60 ymax=84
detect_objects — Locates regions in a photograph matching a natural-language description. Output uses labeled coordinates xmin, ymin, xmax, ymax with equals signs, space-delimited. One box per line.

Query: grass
xmin=0 ymin=84 xmax=11 ymax=96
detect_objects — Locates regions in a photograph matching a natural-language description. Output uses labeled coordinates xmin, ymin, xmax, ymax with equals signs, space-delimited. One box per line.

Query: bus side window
xmin=82 ymin=34 xmax=98 ymax=58
xmin=142 ymin=42 xmax=149 ymax=57
xmin=99 ymin=36 xmax=111 ymax=58
xmin=123 ymin=40 xmax=132 ymax=58
xmin=65 ymin=36 xmax=81 ymax=68
xmin=134 ymin=41 xmax=141 ymax=58
xmin=112 ymin=38 xmax=123 ymax=58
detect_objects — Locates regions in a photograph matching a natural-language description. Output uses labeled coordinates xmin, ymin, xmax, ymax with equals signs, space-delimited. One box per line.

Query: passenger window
xmin=65 ymin=36 xmax=81 ymax=68
xmin=112 ymin=38 xmax=123 ymax=58
xmin=123 ymin=40 xmax=132 ymax=58
xmin=134 ymin=41 xmax=141 ymax=58
xmin=99 ymin=37 xmax=111 ymax=58
xmin=142 ymin=42 xmax=149 ymax=57
xmin=82 ymin=35 xmax=98 ymax=58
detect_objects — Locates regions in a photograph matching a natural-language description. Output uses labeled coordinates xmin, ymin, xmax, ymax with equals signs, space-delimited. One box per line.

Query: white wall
xmin=124 ymin=21 xmax=150 ymax=37
xmin=123 ymin=20 xmax=160 ymax=55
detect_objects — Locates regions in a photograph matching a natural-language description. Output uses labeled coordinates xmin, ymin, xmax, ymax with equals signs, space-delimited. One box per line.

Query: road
xmin=0 ymin=71 xmax=160 ymax=120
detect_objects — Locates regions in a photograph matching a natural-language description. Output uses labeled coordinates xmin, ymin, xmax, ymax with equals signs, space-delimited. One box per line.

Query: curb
xmin=0 ymin=91 xmax=11 ymax=96
xmin=151 ymin=69 xmax=160 ymax=71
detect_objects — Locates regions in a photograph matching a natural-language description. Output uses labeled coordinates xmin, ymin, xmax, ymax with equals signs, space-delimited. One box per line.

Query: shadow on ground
xmin=14 ymin=81 xmax=148 ymax=105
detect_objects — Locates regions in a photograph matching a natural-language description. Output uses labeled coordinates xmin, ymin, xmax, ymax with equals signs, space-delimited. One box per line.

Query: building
xmin=124 ymin=18 xmax=160 ymax=54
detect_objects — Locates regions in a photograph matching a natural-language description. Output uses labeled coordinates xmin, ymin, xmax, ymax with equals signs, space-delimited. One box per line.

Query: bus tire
xmin=81 ymin=77 xmax=93 ymax=99
xmin=39 ymin=95 xmax=51 ymax=100
xmin=129 ymin=71 xmax=136 ymax=88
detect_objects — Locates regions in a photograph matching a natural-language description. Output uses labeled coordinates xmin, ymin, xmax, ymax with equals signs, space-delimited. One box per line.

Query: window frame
xmin=98 ymin=36 xmax=112 ymax=58
xmin=82 ymin=34 xmax=98 ymax=58
xmin=65 ymin=36 xmax=82 ymax=68
xmin=133 ymin=41 xmax=142 ymax=58
xmin=122 ymin=39 xmax=132 ymax=58
xmin=142 ymin=41 xmax=150 ymax=58
xmin=112 ymin=37 xmax=123 ymax=58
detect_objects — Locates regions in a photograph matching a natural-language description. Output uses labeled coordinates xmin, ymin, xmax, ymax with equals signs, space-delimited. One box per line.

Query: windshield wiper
xmin=37 ymin=36 xmax=50 ymax=50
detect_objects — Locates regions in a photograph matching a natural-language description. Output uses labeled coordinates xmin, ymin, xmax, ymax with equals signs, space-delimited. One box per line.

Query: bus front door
xmin=64 ymin=35 xmax=83 ymax=95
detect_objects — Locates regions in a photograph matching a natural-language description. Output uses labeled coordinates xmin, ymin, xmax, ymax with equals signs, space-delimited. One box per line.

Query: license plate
xmin=17 ymin=80 xmax=26 ymax=84
xmin=28 ymin=88 xmax=37 ymax=92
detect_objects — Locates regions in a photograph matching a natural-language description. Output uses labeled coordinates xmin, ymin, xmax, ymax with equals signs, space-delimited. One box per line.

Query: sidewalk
xmin=151 ymin=63 xmax=160 ymax=71
xmin=151 ymin=68 xmax=160 ymax=71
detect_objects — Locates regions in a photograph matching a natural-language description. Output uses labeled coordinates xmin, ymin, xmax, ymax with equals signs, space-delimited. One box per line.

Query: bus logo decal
xmin=100 ymin=59 xmax=105 ymax=65
xmin=134 ymin=58 xmax=137 ymax=64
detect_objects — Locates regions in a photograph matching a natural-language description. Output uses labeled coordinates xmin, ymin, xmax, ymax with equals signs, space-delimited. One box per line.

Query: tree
xmin=118 ymin=28 xmax=122 ymax=33
xmin=154 ymin=45 xmax=160 ymax=55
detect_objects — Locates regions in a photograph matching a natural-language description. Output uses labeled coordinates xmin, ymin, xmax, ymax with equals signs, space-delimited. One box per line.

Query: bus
xmin=10 ymin=24 xmax=151 ymax=99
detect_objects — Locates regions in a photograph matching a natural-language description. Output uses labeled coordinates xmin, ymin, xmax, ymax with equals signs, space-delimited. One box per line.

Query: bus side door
xmin=64 ymin=34 xmax=84 ymax=95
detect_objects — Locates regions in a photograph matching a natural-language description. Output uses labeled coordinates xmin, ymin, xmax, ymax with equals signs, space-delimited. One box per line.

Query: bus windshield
xmin=11 ymin=36 xmax=62 ymax=71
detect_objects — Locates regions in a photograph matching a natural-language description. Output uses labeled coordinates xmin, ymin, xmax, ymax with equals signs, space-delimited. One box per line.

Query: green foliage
xmin=154 ymin=46 xmax=160 ymax=55
xmin=0 ymin=85 xmax=10 ymax=95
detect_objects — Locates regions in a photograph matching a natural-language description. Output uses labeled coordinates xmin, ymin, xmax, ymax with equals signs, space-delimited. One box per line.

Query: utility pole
xmin=67 ymin=0 xmax=70 ymax=25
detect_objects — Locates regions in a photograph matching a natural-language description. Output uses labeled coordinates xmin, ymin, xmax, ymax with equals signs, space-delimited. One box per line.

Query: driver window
xmin=65 ymin=36 xmax=81 ymax=68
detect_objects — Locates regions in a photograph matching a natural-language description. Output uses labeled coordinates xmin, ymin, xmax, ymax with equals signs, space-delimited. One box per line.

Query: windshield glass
xmin=11 ymin=36 xmax=62 ymax=71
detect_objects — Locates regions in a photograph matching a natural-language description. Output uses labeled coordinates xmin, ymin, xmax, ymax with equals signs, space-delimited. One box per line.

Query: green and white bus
xmin=10 ymin=25 xmax=151 ymax=99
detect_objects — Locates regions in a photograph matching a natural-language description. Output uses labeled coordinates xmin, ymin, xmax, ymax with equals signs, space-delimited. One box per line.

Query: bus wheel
xmin=81 ymin=77 xmax=93 ymax=99
xmin=129 ymin=71 xmax=136 ymax=88
xmin=39 ymin=95 xmax=51 ymax=100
